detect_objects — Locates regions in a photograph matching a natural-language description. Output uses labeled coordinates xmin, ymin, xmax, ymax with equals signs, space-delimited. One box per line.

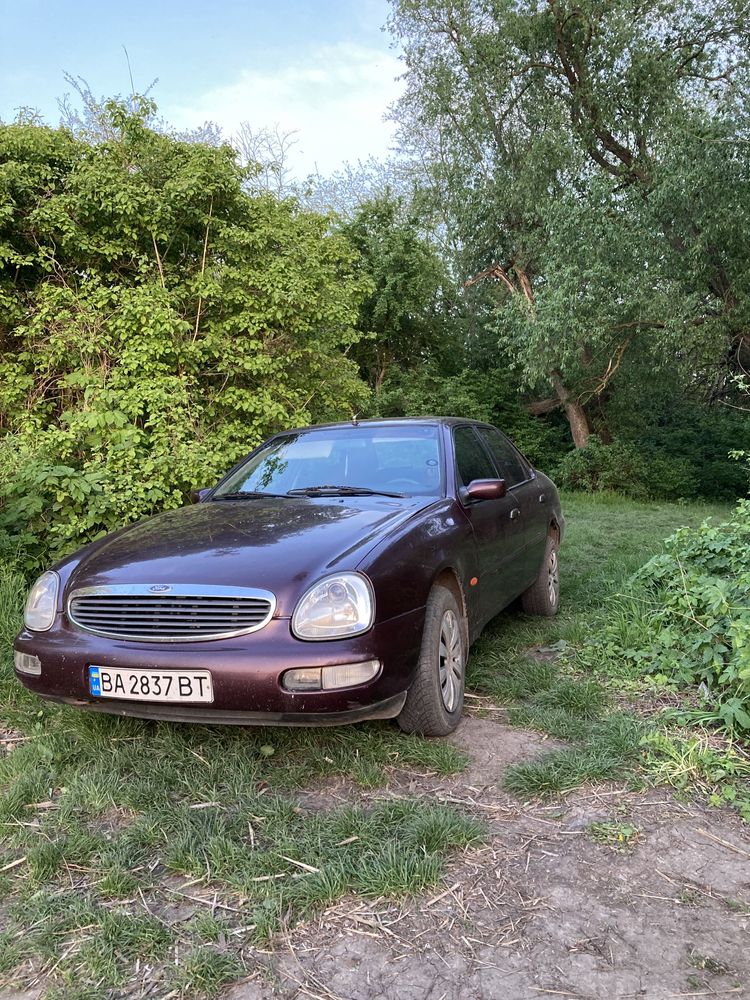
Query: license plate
xmin=88 ymin=666 xmax=213 ymax=703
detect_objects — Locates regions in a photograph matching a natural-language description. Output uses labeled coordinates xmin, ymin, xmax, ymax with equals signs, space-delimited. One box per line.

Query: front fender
xmin=357 ymin=499 xmax=479 ymax=631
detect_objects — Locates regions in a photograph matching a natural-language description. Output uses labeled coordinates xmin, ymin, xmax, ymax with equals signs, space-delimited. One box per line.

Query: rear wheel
xmin=397 ymin=584 xmax=466 ymax=737
xmin=521 ymin=534 xmax=560 ymax=616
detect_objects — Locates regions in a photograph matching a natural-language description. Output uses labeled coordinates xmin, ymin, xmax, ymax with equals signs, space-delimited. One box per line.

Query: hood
xmin=66 ymin=496 xmax=431 ymax=616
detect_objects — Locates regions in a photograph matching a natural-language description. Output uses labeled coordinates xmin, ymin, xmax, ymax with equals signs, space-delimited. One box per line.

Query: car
xmin=14 ymin=418 xmax=564 ymax=736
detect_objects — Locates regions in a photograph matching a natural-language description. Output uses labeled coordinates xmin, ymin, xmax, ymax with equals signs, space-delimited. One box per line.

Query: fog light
xmin=282 ymin=660 xmax=380 ymax=692
xmin=14 ymin=651 xmax=42 ymax=676
xmin=322 ymin=660 xmax=380 ymax=689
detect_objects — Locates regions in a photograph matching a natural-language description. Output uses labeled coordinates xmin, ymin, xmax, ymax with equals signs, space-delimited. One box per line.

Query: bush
xmin=606 ymin=376 xmax=750 ymax=502
xmin=554 ymin=435 xmax=706 ymax=501
xmin=636 ymin=406 xmax=750 ymax=501
xmin=582 ymin=501 xmax=750 ymax=732
xmin=0 ymin=104 xmax=370 ymax=570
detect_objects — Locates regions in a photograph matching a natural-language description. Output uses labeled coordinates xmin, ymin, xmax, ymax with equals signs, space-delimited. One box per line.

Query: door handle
xmin=509 ymin=508 xmax=521 ymax=520
xmin=539 ymin=493 xmax=547 ymax=503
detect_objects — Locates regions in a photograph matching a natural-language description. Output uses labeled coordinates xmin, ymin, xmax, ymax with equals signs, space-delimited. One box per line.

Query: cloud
xmin=166 ymin=43 xmax=403 ymax=177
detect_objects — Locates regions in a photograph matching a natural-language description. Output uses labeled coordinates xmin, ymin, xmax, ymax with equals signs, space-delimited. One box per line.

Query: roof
xmin=280 ymin=416 xmax=492 ymax=435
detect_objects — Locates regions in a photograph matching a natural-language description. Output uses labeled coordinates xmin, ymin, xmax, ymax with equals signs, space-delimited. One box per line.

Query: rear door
xmin=475 ymin=426 xmax=548 ymax=592
xmin=452 ymin=425 xmax=525 ymax=621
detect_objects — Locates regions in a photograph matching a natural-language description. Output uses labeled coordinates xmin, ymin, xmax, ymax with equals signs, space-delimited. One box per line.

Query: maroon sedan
xmin=14 ymin=418 xmax=564 ymax=736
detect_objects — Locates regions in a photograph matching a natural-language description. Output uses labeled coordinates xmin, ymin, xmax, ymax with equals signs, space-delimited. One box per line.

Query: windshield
xmin=213 ymin=425 xmax=444 ymax=499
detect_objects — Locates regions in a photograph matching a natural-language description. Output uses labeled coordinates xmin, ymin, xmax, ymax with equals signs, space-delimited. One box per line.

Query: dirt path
xmin=2 ymin=717 xmax=748 ymax=1000
xmin=226 ymin=717 xmax=750 ymax=1000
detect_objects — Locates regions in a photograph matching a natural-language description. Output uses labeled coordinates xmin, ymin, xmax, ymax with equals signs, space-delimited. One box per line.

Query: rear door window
xmin=453 ymin=426 xmax=496 ymax=486
xmin=476 ymin=428 xmax=530 ymax=488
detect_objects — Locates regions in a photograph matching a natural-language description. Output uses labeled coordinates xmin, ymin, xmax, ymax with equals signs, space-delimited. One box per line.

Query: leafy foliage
xmin=641 ymin=728 xmax=750 ymax=821
xmin=389 ymin=0 xmax=750 ymax=445
xmin=636 ymin=503 xmax=750 ymax=729
xmin=581 ymin=502 xmax=750 ymax=731
xmin=554 ymin=435 xmax=696 ymax=500
xmin=0 ymin=102 xmax=370 ymax=568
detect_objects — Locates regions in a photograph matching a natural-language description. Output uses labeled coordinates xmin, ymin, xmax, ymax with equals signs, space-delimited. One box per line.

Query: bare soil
xmin=227 ymin=716 xmax=750 ymax=1000
xmin=3 ymin=716 xmax=749 ymax=1000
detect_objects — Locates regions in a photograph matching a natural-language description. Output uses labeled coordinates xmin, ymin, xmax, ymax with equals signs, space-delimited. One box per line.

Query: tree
xmin=232 ymin=122 xmax=299 ymax=196
xmin=303 ymin=157 xmax=412 ymax=219
xmin=0 ymin=100 xmax=370 ymax=566
xmin=340 ymin=194 xmax=458 ymax=392
xmin=388 ymin=0 xmax=750 ymax=446
xmin=56 ymin=74 xmax=222 ymax=146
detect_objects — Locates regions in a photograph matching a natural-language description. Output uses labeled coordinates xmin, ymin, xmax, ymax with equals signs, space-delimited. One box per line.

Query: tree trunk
xmin=550 ymin=369 xmax=591 ymax=448
xmin=593 ymin=397 xmax=613 ymax=444
xmin=596 ymin=421 xmax=613 ymax=445
xmin=373 ymin=358 xmax=388 ymax=394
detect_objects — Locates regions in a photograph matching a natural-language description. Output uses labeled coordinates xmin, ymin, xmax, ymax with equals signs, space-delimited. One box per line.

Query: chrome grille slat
xmin=71 ymin=604 xmax=268 ymax=614
xmin=68 ymin=585 xmax=276 ymax=642
xmin=71 ymin=599 xmax=268 ymax=608
xmin=74 ymin=622 xmax=256 ymax=635
xmin=72 ymin=612 xmax=267 ymax=620
xmin=72 ymin=610 xmax=268 ymax=616
xmin=71 ymin=602 xmax=269 ymax=613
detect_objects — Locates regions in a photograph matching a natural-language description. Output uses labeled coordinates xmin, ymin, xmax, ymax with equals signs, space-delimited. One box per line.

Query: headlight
xmin=291 ymin=573 xmax=374 ymax=640
xmin=24 ymin=571 xmax=60 ymax=632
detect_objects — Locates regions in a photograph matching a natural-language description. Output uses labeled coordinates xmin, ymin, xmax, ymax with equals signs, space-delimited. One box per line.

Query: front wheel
xmin=397 ymin=584 xmax=466 ymax=737
xmin=521 ymin=535 xmax=560 ymax=616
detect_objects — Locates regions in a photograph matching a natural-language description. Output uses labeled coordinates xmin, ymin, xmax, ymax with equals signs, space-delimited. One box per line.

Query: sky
xmin=0 ymin=0 xmax=403 ymax=176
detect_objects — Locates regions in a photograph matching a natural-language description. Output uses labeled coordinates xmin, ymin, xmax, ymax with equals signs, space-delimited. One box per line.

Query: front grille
xmin=68 ymin=585 xmax=276 ymax=642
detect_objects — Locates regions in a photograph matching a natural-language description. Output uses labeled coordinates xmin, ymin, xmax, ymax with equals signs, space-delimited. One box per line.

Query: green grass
xmin=0 ymin=492 xmax=737 ymax=996
xmin=0 ymin=707 xmax=479 ymax=992
xmin=467 ymin=492 xmax=732 ymax=797
xmin=172 ymin=947 xmax=245 ymax=998
xmin=0 ymin=572 xmax=479 ymax=996
xmin=503 ymin=713 xmax=646 ymax=796
xmin=640 ymin=728 xmax=750 ymax=820
xmin=0 ymin=796 xmax=482 ymax=994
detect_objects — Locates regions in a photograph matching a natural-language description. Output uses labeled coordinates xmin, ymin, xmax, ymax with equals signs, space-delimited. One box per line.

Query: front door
xmin=475 ymin=426 xmax=548 ymax=592
xmin=452 ymin=425 xmax=525 ymax=621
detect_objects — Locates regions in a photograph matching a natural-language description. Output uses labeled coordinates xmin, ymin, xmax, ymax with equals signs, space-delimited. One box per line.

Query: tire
xmin=521 ymin=534 xmax=560 ymax=616
xmin=397 ymin=584 xmax=467 ymax=737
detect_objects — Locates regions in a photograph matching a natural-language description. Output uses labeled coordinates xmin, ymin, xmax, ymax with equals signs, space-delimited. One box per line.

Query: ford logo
xmin=149 ymin=585 xmax=172 ymax=594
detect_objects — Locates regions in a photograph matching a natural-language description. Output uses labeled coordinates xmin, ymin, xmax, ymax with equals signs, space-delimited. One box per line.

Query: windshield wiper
xmin=287 ymin=485 xmax=406 ymax=499
xmin=211 ymin=490 xmax=290 ymax=500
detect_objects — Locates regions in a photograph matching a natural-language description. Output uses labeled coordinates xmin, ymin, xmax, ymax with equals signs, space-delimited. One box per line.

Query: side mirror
xmin=464 ymin=478 xmax=507 ymax=502
xmin=190 ymin=488 xmax=212 ymax=504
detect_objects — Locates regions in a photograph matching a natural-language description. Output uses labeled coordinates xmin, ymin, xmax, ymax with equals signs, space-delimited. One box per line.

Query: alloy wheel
xmin=548 ymin=548 xmax=559 ymax=607
xmin=438 ymin=609 xmax=463 ymax=712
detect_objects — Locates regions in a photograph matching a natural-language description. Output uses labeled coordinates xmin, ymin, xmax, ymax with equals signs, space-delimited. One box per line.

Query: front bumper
xmin=34 ymin=691 xmax=408 ymax=726
xmin=14 ymin=609 xmax=424 ymax=726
